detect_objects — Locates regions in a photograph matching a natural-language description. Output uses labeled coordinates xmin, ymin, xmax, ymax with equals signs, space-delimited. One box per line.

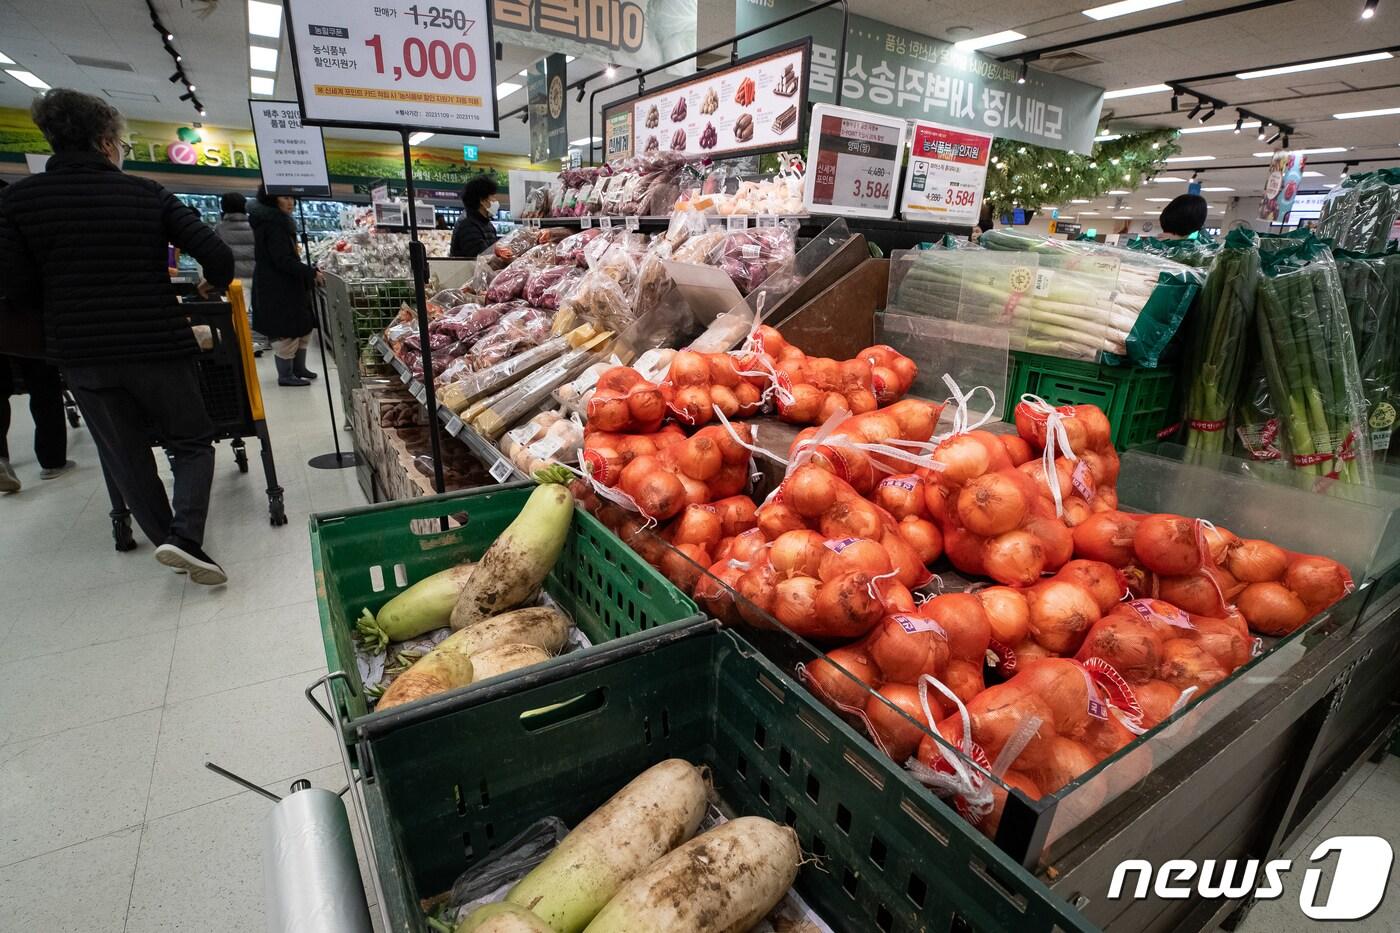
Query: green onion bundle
xmin=1336 ymin=248 xmax=1400 ymax=457
xmin=1183 ymin=228 xmax=1261 ymax=456
xmin=1254 ymin=237 xmax=1373 ymax=485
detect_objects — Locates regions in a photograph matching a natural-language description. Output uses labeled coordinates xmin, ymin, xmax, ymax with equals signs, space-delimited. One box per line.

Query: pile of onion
xmin=581 ymin=425 xmax=687 ymax=486
xmin=585 ymin=366 xmax=669 ymax=434
xmin=608 ymin=423 xmax=753 ymax=520
xmin=934 ymin=466 xmax=1074 ymax=587
xmin=657 ymin=349 xmax=768 ymax=427
xmin=787 ymin=400 xmax=945 ymax=495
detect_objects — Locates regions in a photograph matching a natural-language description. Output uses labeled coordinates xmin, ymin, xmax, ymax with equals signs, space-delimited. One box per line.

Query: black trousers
xmin=0 ymin=354 xmax=68 ymax=469
xmin=67 ymin=358 xmax=216 ymax=548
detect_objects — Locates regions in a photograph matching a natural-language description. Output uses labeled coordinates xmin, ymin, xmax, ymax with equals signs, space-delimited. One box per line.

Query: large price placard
xmin=902 ymin=120 xmax=992 ymax=226
xmin=284 ymin=0 xmax=499 ymax=136
xmin=802 ymin=104 xmax=907 ymax=220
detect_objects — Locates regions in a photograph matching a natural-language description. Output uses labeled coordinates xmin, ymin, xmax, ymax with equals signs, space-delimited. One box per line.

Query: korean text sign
xmin=247 ymin=99 xmax=331 ymax=197
xmin=491 ymin=0 xmax=695 ymax=75
xmin=803 ymin=104 xmax=906 ymax=220
xmin=284 ymin=0 xmax=499 ymax=135
xmin=736 ymin=0 xmax=1103 ymax=154
xmin=903 ymin=120 xmax=992 ymax=225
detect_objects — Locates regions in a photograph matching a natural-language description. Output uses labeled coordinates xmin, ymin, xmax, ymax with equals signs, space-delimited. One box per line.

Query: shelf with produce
xmin=369 ymin=334 xmax=526 ymax=485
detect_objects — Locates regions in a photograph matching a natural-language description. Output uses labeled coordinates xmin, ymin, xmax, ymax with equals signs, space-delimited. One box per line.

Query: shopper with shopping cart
xmin=0 ymin=89 xmax=235 ymax=584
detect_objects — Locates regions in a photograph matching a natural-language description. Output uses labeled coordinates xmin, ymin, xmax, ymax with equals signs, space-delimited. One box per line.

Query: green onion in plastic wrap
xmin=1335 ymin=248 xmax=1400 ymax=455
xmin=1254 ymin=237 xmax=1373 ymax=486
xmin=894 ymin=228 xmax=1201 ymax=367
xmin=1316 ymin=169 xmax=1400 ymax=255
xmin=1182 ymin=227 xmax=1261 ymax=457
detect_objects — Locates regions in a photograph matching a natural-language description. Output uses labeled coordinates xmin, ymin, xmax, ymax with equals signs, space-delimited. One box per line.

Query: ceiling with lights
xmin=0 ymin=0 xmax=1394 ymax=215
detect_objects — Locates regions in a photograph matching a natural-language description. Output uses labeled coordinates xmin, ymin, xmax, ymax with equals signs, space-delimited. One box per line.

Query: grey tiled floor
xmin=0 ymin=343 xmax=1397 ymax=931
xmin=0 ymin=345 xmax=378 ymax=931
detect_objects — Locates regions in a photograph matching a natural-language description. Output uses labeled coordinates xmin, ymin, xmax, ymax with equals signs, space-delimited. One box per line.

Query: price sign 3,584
xmin=855 ymin=179 xmax=892 ymax=201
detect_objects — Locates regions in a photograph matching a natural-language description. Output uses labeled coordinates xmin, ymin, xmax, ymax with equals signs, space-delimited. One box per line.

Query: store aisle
xmin=0 ymin=341 xmax=382 ymax=932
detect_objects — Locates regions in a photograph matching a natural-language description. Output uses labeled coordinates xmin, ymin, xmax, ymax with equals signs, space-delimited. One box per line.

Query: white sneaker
xmin=0 ymin=459 xmax=18 ymax=493
xmin=39 ymin=460 xmax=76 ymax=480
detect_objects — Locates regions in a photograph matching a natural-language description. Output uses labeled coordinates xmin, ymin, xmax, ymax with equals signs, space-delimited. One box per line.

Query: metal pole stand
xmin=298 ymin=198 xmax=359 ymax=471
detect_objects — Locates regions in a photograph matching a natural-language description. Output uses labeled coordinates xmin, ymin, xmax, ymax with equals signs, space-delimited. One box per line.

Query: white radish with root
xmin=582 ymin=816 xmax=801 ymax=933
xmin=505 ymin=759 xmax=708 ymax=933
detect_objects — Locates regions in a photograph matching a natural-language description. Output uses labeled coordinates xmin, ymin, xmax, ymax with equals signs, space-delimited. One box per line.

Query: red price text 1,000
xmin=363 ymin=35 xmax=476 ymax=82
xmin=945 ymin=188 xmax=978 ymax=207
xmin=853 ymin=179 xmax=891 ymax=201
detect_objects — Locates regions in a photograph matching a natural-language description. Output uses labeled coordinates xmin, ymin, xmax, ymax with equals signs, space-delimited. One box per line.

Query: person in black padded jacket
xmin=250 ymin=186 xmax=322 ymax=386
xmin=0 ymin=89 xmax=235 ymax=585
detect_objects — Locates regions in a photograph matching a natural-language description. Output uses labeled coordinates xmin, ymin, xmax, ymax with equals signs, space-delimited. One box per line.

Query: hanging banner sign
xmin=802 ymin=104 xmax=906 ymax=220
xmin=1259 ymin=150 xmax=1307 ymax=222
xmin=601 ymin=39 xmax=809 ymax=162
xmin=490 ymin=0 xmax=697 ymax=76
xmin=284 ymin=0 xmax=500 ymax=136
xmin=247 ymin=99 xmax=331 ymax=197
xmin=735 ymin=0 xmax=1103 ymax=154
xmin=529 ymin=53 xmax=569 ymax=163
xmin=902 ymin=120 xmax=992 ymax=225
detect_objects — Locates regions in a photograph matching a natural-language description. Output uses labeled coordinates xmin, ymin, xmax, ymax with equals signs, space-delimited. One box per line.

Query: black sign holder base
xmin=296 ymin=198 xmax=359 ymax=472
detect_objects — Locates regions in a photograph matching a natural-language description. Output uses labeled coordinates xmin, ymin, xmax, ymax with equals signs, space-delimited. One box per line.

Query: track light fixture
xmin=169 ymin=71 xmax=183 ymax=83
xmin=1187 ymin=99 xmax=1203 ymax=120
xmin=1362 ymin=0 xmax=1379 ymax=19
xmin=1017 ymin=61 xmax=1028 ymax=84
xmin=1267 ymin=130 xmax=1282 ymax=144
xmin=1258 ymin=122 xmax=1270 ymax=141
xmin=576 ymin=85 xmax=586 ymax=102
xmin=179 ymin=91 xmax=193 ymax=101
xmin=1199 ymin=105 xmax=1217 ymax=123
xmin=520 ymin=110 xmax=528 ymax=124
xmin=1282 ymin=133 xmax=1291 ymax=148
xmin=1234 ymin=113 xmax=1244 ymax=133
xmin=1170 ymin=93 xmax=1179 ymax=112
xmin=605 ymin=62 xmax=617 ymax=78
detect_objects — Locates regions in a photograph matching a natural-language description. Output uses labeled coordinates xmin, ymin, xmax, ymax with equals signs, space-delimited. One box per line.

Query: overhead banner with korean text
xmin=491 ymin=0 xmax=698 ymax=75
xmin=736 ymin=0 xmax=1103 ymax=154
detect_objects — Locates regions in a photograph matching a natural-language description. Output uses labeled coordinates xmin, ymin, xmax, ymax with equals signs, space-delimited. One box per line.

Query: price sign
xmin=247 ymin=99 xmax=331 ymax=197
xmin=581 ymin=215 xmax=593 ymax=229
xmin=489 ymin=458 xmax=515 ymax=483
xmin=445 ymin=415 xmax=464 ymax=436
xmin=902 ymin=120 xmax=992 ymax=226
xmin=283 ymin=0 xmax=498 ymax=136
xmin=624 ymin=215 xmax=640 ymax=231
xmin=802 ymin=104 xmax=907 ymax=220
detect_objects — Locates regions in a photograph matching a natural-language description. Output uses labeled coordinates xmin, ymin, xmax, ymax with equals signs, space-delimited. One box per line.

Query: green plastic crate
xmin=310 ymin=482 xmax=704 ymax=755
xmin=355 ymin=623 xmax=1095 ymax=933
xmin=1004 ymin=350 xmax=1180 ymax=450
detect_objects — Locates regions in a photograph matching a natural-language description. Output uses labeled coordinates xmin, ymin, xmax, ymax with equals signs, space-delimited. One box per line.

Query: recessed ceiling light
xmin=249 ymin=46 xmax=278 ymax=72
xmin=1083 ymin=0 xmax=1184 ymax=20
xmin=1103 ymin=84 xmax=1172 ymax=99
xmin=1164 ymin=155 xmax=1216 ymax=162
xmin=1151 ymin=176 xmax=1187 ymax=182
xmin=1201 ymin=186 xmax=1235 ymax=192
xmin=5 ymin=69 xmax=49 ymax=90
xmin=0 ymin=51 xmax=14 ymax=65
xmin=250 ymin=75 xmax=275 ymax=95
xmin=1113 ymin=215 xmax=1133 ymax=219
xmin=1237 ymin=52 xmax=1392 ymax=80
xmin=1180 ymin=121 xmax=1260 ymax=135
xmin=408 ymin=132 xmax=434 ymax=145
xmin=247 ymin=0 xmax=283 ymax=39
xmin=952 ymin=30 xmax=1026 ymax=51
xmin=496 ymin=81 xmax=522 ymax=99
xmin=568 ymin=136 xmax=602 ymax=146
xmin=1095 ymin=133 xmax=1123 ymax=142
xmin=1334 ymin=106 xmax=1400 ymax=120
xmin=1252 ymin=147 xmax=1347 ymax=157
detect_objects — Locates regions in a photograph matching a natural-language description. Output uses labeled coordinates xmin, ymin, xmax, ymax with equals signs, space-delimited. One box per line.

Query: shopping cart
xmin=105 ymin=280 xmax=287 ymax=551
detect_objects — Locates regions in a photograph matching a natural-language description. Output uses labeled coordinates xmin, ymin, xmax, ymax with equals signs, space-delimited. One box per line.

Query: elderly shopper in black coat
xmin=0 ymin=88 xmax=235 ymax=584
xmin=250 ymin=187 xmax=322 ymax=386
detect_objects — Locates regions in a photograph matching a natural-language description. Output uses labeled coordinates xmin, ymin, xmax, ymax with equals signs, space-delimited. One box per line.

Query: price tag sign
xmin=600 ymin=215 xmax=614 ymax=229
xmin=445 ymin=415 xmax=464 ymax=436
xmin=489 ymin=458 xmax=514 ymax=482
xmin=756 ymin=214 xmax=778 ymax=228
xmin=283 ymin=0 xmax=499 ymax=136
xmin=399 ymin=369 xmax=412 ymax=384
xmin=802 ymin=104 xmax=907 ymax=220
xmin=624 ymin=215 xmax=640 ymax=231
xmin=581 ymin=215 xmax=593 ymax=229
xmin=902 ymin=120 xmax=994 ymax=226
xmin=411 ymin=381 xmax=426 ymax=403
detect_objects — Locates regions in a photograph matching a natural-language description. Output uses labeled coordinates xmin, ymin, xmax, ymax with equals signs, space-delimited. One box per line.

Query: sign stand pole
xmin=400 ymin=129 xmax=446 ymax=496
xmin=298 ymin=198 xmax=357 ymax=470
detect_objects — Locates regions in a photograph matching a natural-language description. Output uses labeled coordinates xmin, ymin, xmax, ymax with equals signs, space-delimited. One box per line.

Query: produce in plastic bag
xmin=719 ymin=226 xmax=796 ymax=295
xmin=556 ymin=227 xmax=605 ymax=266
xmin=467 ymin=307 xmax=556 ymax=370
xmin=1181 ymin=228 xmax=1261 ymax=456
xmin=484 ymin=263 xmax=532 ymax=303
xmin=586 ymin=367 xmax=668 ymax=433
xmin=1335 ymin=250 xmax=1399 ymax=455
xmin=658 ymin=349 xmax=768 ymax=427
xmin=1316 ymin=168 xmax=1400 ymax=254
xmin=1255 ymin=235 xmax=1373 ymax=484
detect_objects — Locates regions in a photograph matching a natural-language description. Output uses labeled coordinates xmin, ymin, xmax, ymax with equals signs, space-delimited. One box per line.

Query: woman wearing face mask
xmin=450 ymin=174 xmax=500 ymax=259
xmin=249 ymin=185 xmax=323 ymax=387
